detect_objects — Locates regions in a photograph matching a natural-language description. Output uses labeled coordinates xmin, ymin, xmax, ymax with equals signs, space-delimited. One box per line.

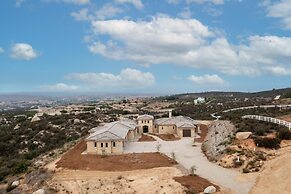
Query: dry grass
xmin=138 ymin=134 xmax=156 ymax=142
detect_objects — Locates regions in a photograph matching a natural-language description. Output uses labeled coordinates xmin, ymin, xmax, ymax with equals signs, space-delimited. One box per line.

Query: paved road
xmin=124 ymin=136 xmax=256 ymax=194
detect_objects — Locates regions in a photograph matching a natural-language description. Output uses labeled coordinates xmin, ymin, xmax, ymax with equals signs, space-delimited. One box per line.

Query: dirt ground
xmin=195 ymin=124 xmax=208 ymax=143
xmin=56 ymin=141 xmax=176 ymax=171
xmin=153 ymin=134 xmax=181 ymax=141
xmin=174 ymin=175 xmax=220 ymax=193
xmin=250 ymin=146 xmax=291 ymax=194
xmin=49 ymin=167 xmax=186 ymax=194
xmin=138 ymin=134 xmax=156 ymax=142
xmin=276 ymin=114 xmax=291 ymax=122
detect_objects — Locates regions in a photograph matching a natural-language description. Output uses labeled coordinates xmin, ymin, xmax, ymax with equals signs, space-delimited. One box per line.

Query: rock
xmin=11 ymin=180 xmax=19 ymax=187
xmin=31 ymin=115 xmax=41 ymax=122
xmin=74 ymin=119 xmax=81 ymax=124
xmin=236 ymin=132 xmax=252 ymax=140
xmin=204 ymin=185 xmax=217 ymax=193
xmin=32 ymin=189 xmax=45 ymax=194
xmin=14 ymin=124 xmax=20 ymax=130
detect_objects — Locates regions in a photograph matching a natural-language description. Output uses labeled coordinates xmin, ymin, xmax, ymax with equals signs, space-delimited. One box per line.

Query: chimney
xmin=169 ymin=110 xmax=172 ymax=118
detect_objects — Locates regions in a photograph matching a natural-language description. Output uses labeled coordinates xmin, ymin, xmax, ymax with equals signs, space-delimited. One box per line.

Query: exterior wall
xmin=86 ymin=140 xmax=123 ymax=155
xmin=176 ymin=127 xmax=195 ymax=138
xmin=137 ymin=119 xmax=154 ymax=133
xmin=127 ymin=130 xmax=135 ymax=141
xmin=158 ymin=125 xmax=176 ymax=134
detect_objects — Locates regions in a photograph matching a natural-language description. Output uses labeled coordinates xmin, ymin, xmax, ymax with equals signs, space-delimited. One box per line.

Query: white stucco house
xmin=86 ymin=111 xmax=200 ymax=155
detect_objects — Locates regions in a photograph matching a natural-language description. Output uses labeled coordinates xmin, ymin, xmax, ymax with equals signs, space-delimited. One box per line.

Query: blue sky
xmin=0 ymin=0 xmax=290 ymax=94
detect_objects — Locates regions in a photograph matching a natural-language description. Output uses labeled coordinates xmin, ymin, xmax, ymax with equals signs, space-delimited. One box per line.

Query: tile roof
xmin=86 ymin=119 xmax=137 ymax=141
xmin=155 ymin=116 xmax=198 ymax=128
xmin=137 ymin=114 xmax=154 ymax=120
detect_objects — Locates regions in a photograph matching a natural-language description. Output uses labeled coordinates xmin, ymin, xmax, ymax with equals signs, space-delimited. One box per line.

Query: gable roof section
xmin=86 ymin=119 xmax=137 ymax=142
xmin=155 ymin=116 xmax=198 ymax=128
xmin=137 ymin=114 xmax=154 ymax=120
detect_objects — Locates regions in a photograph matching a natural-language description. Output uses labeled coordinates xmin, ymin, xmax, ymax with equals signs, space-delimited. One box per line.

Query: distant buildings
xmin=194 ymin=97 xmax=206 ymax=105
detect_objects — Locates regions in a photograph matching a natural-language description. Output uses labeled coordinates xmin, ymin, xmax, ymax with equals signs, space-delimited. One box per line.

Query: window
xmin=101 ymin=143 xmax=103 ymax=147
xmin=142 ymin=120 xmax=143 ymax=123
xmin=173 ymin=126 xmax=175 ymax=129
xmin=162 ymin=127 xmax=163 ymax=129
xmin=105 ymin=143 xmax=108 ymax=147
xmin=147 ymin=120 xmax=149 ymax=123
xmin=94 ymin=142 xmax=97 ymax=147
xmin=113 ymin=142 xmax=116 ymax=147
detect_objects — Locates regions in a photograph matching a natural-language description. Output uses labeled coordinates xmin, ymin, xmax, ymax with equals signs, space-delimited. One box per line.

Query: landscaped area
xmin=151 ymin=134 xmax=181 ymax=141
xmin=138 ymin=134 xmax=156 ymax=142
xmin=174 ymin=175 xmax=220 ymax=193
xmin=56 ymin=141 xmax=176 ymax=171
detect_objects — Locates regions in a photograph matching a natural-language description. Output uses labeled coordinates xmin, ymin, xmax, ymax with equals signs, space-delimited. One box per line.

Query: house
xmin=86 ymin=119 xmax=138 ymax=155
xmin=85 ymin=111 xmax=199 ymax=155
xmin=194 ymin=97 xmax=206 ymax=105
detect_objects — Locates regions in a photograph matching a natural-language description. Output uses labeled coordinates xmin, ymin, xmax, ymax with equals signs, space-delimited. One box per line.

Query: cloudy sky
xmin=0 ymin=0 xmax=291 ymax=94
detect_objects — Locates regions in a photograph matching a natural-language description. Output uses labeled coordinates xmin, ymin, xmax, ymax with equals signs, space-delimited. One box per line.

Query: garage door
xmin=183 ymin=129 xmax=191 ymax=137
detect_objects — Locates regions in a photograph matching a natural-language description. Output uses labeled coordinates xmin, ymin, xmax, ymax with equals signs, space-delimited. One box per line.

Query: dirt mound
xmin=138 ymin=134 xmax=156 ymax=142
xmin=174 ymin=175 xmax=220 ymax=193
xmin=250 ymin=147 xmax=291 ymax=194
xmin=56 ymin=141 xmax=176 ymax=171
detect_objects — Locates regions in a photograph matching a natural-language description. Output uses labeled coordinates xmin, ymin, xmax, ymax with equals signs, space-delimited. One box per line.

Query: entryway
xmin=143 ymin=125 xmax=149 ymax=133
xmin=183 ymin=129 xmax=191 ymax=137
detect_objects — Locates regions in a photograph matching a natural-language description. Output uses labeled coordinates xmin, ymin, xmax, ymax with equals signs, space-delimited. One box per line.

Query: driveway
xmin=124 ymin=136 xmax=256 ymax=194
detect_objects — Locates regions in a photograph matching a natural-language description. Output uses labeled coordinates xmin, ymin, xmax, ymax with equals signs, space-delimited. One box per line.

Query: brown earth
xmin=276 ymin=114 xmax=291 ymax=122
xmin=56 ymin=141 xmax=176 ymax=171
xmin=49 ymin=167 xmax=186 ymax=194
xmin=138 ymin=134 xmax=156 ymax=142
xmin=195 ymin=124 xmax=208 ymax=143
xmin=154 ymin=134 xmax=181 ymax=141
xmin=174 ymin=175 xmax=220 ymax=193
xmin=250 ymin=146 xmax=291 ymax=194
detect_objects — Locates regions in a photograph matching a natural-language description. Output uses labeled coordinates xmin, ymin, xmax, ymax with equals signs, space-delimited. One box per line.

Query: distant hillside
xmin=161 ymin=88 xmax=291 ymax=101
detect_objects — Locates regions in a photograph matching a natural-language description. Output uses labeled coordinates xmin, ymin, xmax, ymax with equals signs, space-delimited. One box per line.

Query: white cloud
xmin=10 ymin=43 xmax=39 ymax=60
xmin=167 ymin=0 xmax=180 ymax=4
xmin=41 ymin=83 xmax=79 ymax=92
xmin=0 ymin=47 xmax=4 ymax=54
xmin=188 ymin=74 xmax=227 ymax=86
xmin=95 ymin=4 xmax=123 ymax=20
xmin=71 ymin=8 xmax=93 ymax=21
xmin=44 ymin=0 xmax=90 ymax=5
xmin=71 ymin=4 xmax=123 ymax=21
xmin=114 ymin=0 xmax=144 ymax=9
xmin=87 ymin=16 xmax=291 ymax=77
xmin=16 ymin=0 xmax=25 ymax=7
xmin=264 ymin=66 xmax=291 ymax=76
xmin=178 ymin=7 xmax=192 ymax=19
xmin=67 ymin=68 xmax=155 ymax=88
xmin=186 ymin=0 xmax=224 ymax=5
xmin=265 ymin=0 xmax=291 ymax=29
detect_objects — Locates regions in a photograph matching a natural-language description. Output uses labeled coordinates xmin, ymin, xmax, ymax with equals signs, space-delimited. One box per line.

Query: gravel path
xmin=124 ymin=136 xmax=257 ymax=194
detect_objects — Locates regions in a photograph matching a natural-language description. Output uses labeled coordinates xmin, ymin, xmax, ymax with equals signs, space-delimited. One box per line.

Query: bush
xmin=277 ymin=128 xmax=291 ymax=140
xmin=254 ymin=137 xmax=280 ymax=149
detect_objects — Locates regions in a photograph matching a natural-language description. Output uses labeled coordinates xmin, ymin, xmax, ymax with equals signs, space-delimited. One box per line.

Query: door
xmin=183 ymin=129 xmax=191 ymax=137
xmin=143 ymin=125 xmax=149 ymax=133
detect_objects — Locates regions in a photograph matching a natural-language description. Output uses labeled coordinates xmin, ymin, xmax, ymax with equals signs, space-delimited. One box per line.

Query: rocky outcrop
xmin=202 ymin=120 xmax=235 ymax=161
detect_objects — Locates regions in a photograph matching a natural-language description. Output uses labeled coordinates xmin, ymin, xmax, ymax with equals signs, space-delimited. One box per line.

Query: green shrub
xmin=254 ymin=137 xmax=280 ymax=149
xmin=277 ymin=128 xmax=291 ymax=140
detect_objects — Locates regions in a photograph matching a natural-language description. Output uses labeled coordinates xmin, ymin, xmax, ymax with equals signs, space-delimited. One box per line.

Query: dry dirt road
xmin=250 ymin=146 xmax=291 ymax=194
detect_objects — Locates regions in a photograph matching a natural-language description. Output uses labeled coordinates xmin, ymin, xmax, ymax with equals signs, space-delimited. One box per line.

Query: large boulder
xmin=31 ymin=115 xmax=41 ymax=122
xmin=11 ymin=180 xmax=19 ymax=187
xmin=32 ymin=189 xmax=45 ymax=194
xmin=236 ymin=132 xmax=252 ymax=140
xmin=204 ymin=185 xmax=217 ymax=193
